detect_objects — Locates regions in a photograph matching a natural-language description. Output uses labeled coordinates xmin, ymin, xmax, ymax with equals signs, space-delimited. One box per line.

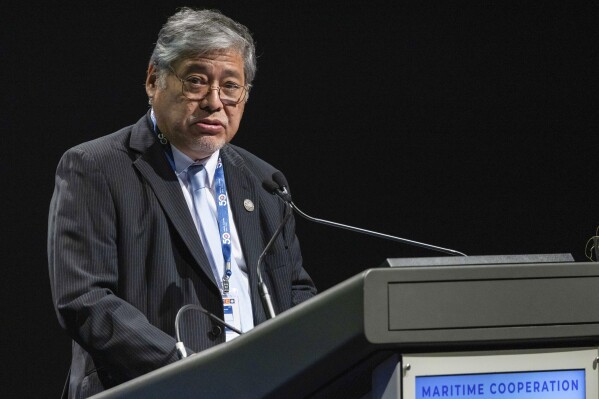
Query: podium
xmin=92 ymin=258 xmax=599 ymax=399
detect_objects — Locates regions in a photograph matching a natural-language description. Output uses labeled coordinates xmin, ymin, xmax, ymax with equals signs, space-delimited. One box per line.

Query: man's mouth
xmin=193 ymin=118 xmax=224 ymax=134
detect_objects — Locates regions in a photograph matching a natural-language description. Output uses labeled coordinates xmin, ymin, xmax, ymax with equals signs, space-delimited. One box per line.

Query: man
xmin=48 ymin=8 xmax=316 ymax=398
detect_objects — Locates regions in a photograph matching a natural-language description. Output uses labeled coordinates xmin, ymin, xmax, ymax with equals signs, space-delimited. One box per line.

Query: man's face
xmin=146 ymin=50 xmax=247 ymax=160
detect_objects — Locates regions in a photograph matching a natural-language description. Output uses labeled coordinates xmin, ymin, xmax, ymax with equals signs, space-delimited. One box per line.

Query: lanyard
xmin=214 ymin=157 xmax=233 ymax=293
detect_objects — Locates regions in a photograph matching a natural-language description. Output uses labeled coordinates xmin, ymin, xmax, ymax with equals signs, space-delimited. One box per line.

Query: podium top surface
xmin=382 ymin=253 xmax=574 ymax=267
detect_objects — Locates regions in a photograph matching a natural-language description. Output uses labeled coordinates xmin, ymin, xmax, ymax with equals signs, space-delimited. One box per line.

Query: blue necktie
xmin=187 ymin=164 xmax=223 ymax=282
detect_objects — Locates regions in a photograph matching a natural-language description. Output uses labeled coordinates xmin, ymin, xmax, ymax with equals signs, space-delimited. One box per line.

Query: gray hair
xmin=150 ymin=8 xmax=257 ymax=86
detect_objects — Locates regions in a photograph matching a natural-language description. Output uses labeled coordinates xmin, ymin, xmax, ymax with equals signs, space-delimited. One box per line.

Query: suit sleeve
xmin=47 ymin=148 xmax=180 ymax=381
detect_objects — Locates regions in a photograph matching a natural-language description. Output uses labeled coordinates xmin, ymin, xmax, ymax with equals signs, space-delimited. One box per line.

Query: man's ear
xmin=145 ymin=63 xmax=158 ymax=98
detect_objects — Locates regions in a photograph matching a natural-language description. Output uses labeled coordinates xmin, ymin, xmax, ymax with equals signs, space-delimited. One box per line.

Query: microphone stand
xmin=257 ymin=202 xmax=293 ymax=320
xmin=289 ymin=199 xmax=467 ymax=257
xmin=175 ymin=304 xmax=243 ymax=359
xmin=268 ymin=173 xmax=466 ymax=257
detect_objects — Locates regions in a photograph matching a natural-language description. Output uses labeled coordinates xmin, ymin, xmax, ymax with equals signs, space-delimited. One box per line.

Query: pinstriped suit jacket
xmin=48 ymin=112 xmax=316 ymax=398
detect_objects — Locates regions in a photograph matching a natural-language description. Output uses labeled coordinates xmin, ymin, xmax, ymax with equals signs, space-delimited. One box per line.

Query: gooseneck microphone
xmin=256 ymin=202 xmax=293 ymax=320
xmin=174 ymin=304 xmax=243 ymax=359
xmin=265 ymin=171 xmax=467 ymax=257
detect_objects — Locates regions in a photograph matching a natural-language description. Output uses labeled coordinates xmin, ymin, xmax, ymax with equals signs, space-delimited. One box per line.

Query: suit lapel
xmin=129 ymin=115 xmax=218 ymax=288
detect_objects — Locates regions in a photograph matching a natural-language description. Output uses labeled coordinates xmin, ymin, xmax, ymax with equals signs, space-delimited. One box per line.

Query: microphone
xmin=266 ymin=171 xmax=467 ymax=257
xmin=174 ymin=304 xmax=243 ymax=359
xmin=256 ymin=199 xmax=293 ymax=320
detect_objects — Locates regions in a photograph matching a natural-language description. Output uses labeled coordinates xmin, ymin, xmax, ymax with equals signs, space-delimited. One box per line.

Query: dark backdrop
xmin=2 ymin=2 xmax=598 ymax=397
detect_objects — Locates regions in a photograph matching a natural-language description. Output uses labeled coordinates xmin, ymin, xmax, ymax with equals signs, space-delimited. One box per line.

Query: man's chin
xmin=189 ymin=137 xmax=226 ymax=158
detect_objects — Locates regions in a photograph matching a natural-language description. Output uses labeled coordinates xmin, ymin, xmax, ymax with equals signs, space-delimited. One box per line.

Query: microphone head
xmin=272 ymin=171 xmax=288 ymax=189
xmin=262 ymin=179 xmax=280 ymax=193
xmin=263 ymin=174 xmax=292 ymax=202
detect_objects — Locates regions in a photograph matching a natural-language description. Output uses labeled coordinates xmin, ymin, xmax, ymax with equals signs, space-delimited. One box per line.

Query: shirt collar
xmin=171 ymin=144 xmax=220 ymax=189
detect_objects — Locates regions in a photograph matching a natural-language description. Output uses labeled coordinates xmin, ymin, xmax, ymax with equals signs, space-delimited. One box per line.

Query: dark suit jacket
xmin=48 ymin=113 xmax=316 ymax=398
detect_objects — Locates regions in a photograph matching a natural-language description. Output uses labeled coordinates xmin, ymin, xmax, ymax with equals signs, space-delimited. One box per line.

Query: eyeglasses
xmin=171 ymin=69 xmax=249 ymax=105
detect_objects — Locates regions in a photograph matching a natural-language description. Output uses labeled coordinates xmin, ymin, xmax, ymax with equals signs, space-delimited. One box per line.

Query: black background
xmin=2 ymin=2 xmax=598 ymax=397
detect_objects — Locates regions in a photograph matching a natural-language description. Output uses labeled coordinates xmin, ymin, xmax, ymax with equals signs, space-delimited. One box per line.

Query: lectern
xmin=91 ymin=256 xmax=599 ymax=399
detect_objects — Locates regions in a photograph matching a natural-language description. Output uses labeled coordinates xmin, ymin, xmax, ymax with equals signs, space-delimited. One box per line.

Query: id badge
xmin=222 ymin=289 xmax=241 ymax=341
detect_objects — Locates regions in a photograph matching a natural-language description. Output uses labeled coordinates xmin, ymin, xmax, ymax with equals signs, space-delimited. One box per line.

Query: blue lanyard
xmin=214 ymin=157 xmax=233 ymax=293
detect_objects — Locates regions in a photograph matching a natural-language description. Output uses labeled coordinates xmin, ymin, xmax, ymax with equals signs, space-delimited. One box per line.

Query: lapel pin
xmin=243 ymin=199 xmax=255 ymax=212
